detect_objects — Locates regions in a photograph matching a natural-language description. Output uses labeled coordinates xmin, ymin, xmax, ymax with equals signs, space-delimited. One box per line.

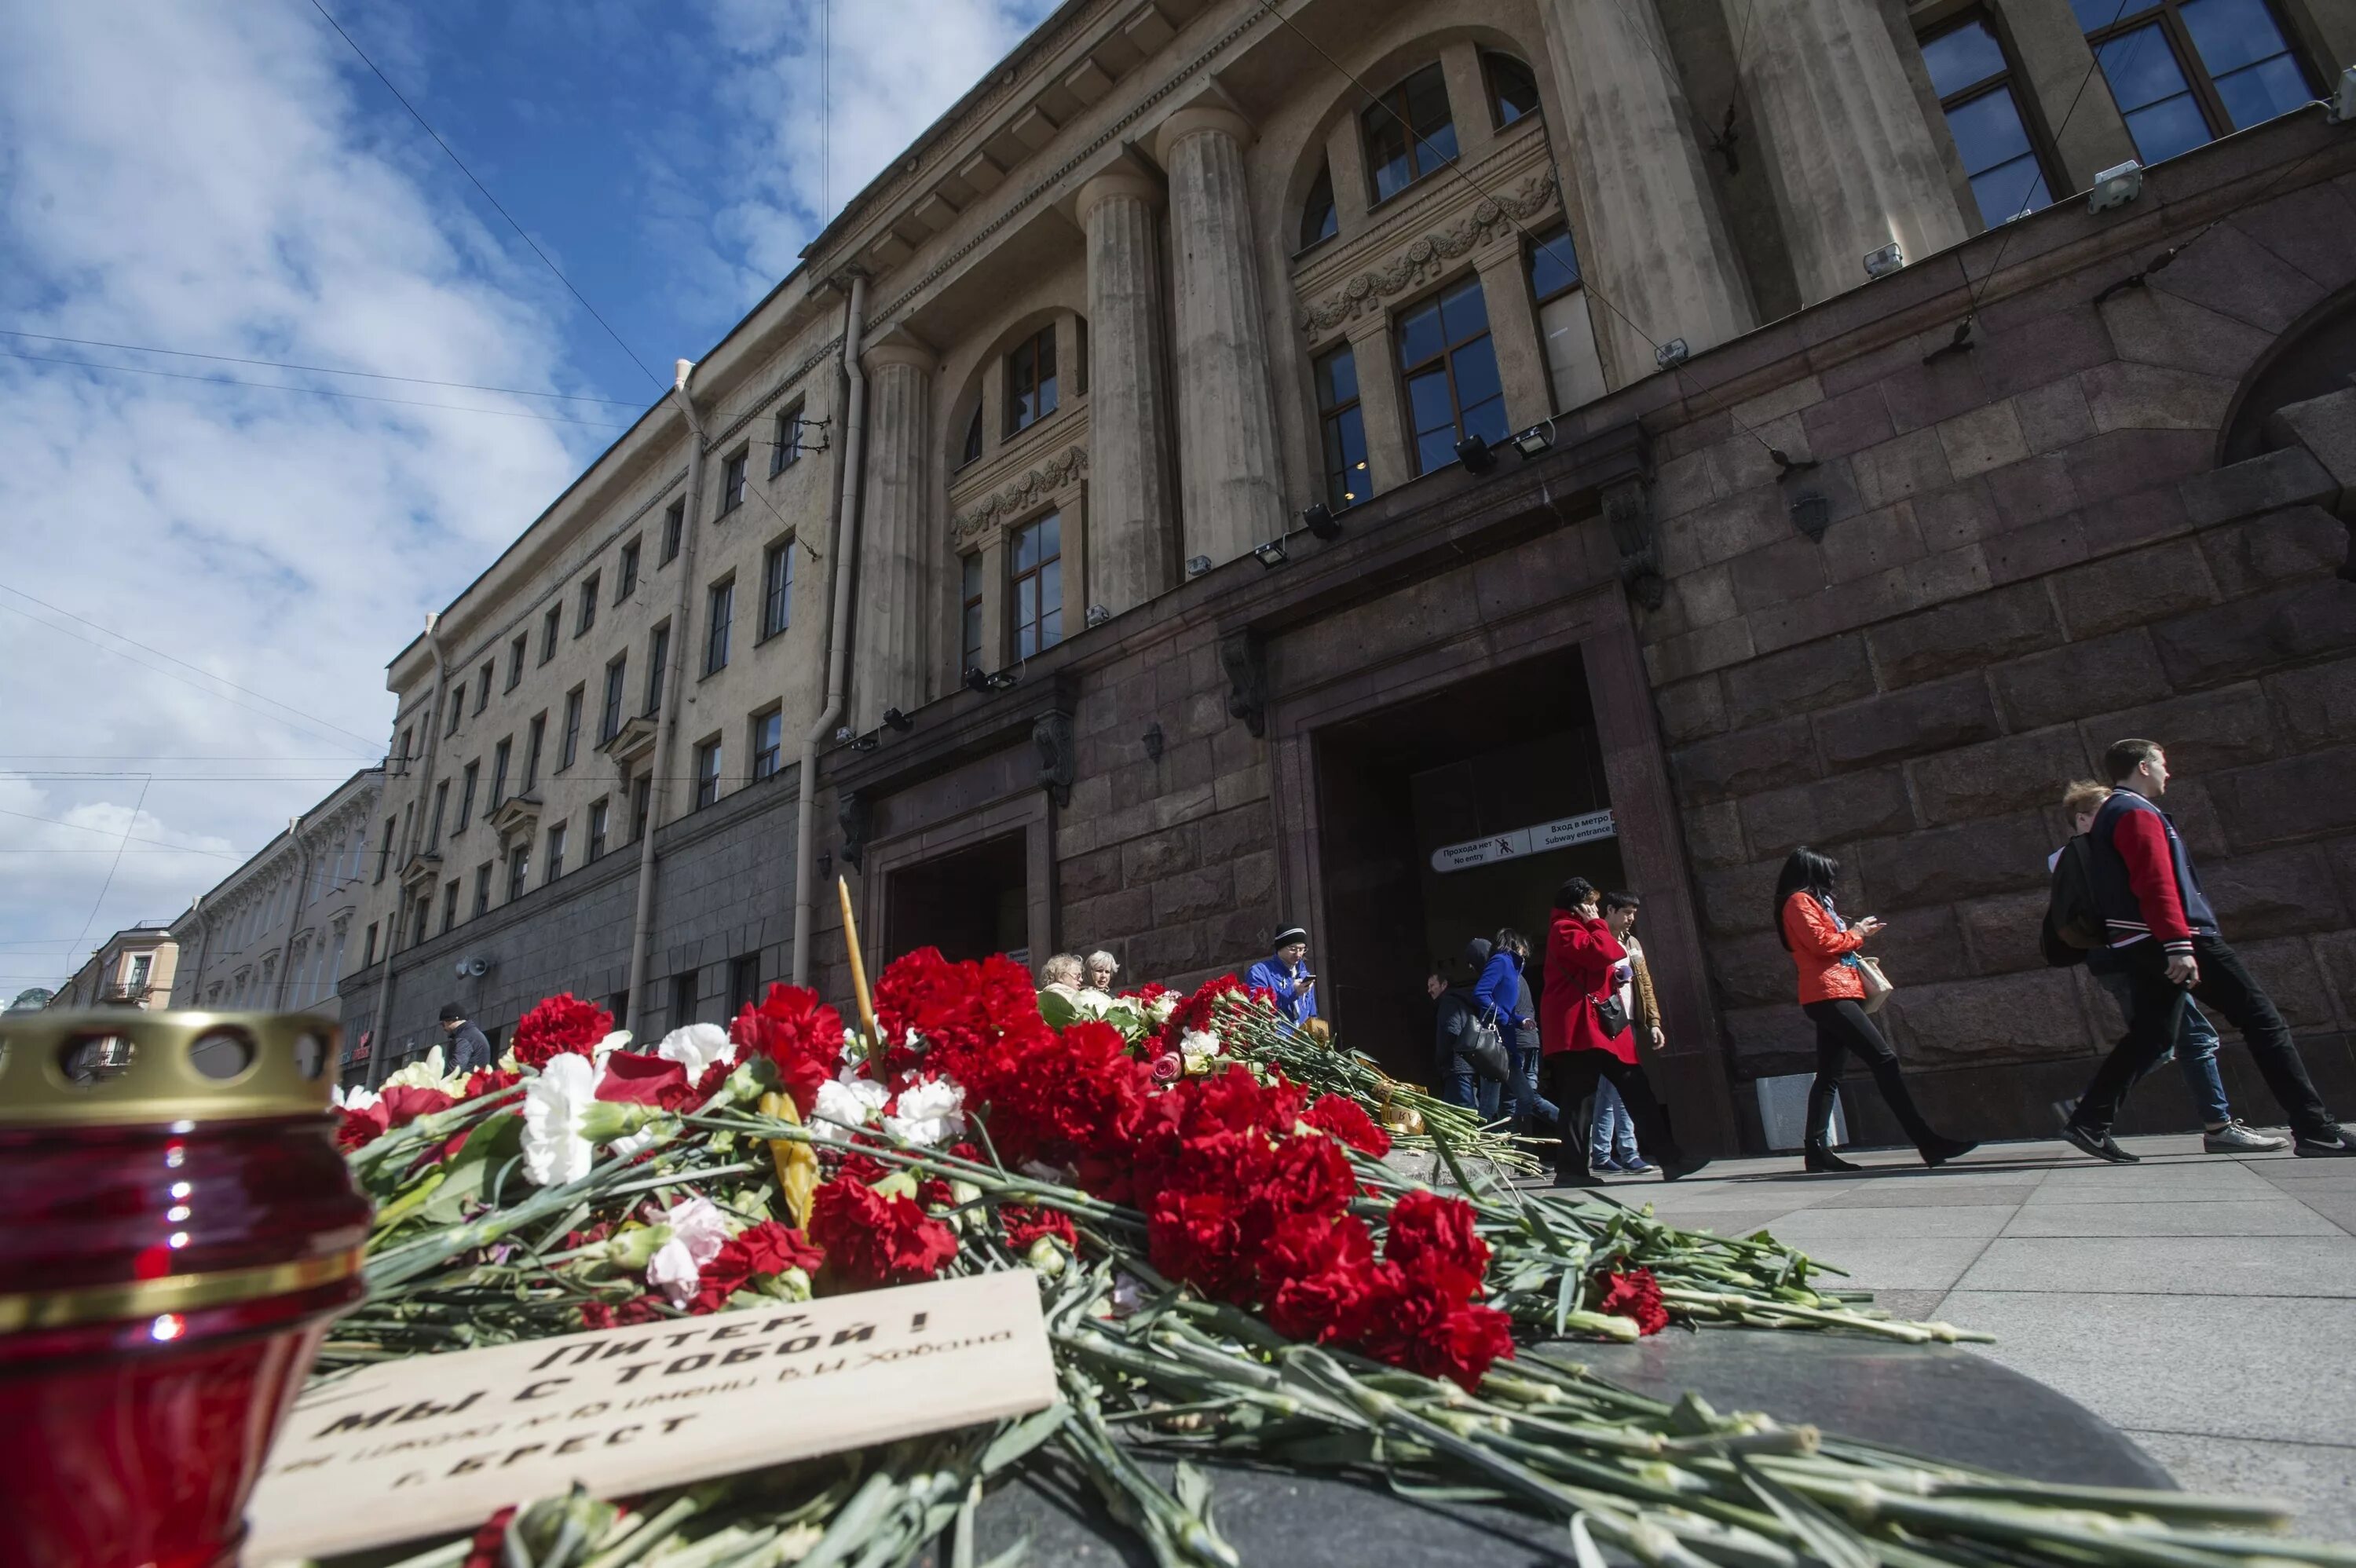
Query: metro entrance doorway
xmin=1312 ymin=646 xmax=1626 ymax=1084
xmin=884 ymin=832 xmax=1030 ymax=967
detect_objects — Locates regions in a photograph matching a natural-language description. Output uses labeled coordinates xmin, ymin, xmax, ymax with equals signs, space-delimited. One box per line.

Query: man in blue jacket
xmin=1245 ymin=925 xmax=1318 ymax=1026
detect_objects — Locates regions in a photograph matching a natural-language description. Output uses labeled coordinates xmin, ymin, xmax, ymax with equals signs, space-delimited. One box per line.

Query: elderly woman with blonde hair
xmin=1038 ymin=953 xmax=1086 ymax=1001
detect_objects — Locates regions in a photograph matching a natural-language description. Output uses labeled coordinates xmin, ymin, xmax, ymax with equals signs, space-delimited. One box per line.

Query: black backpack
xmin=2043 ymin=835 xmax=2105 ymax=967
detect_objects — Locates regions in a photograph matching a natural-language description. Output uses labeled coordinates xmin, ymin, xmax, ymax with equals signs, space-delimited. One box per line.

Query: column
xmin=1344 ymin=314 xmax=1410 ymax=497
xmin=1154 ymin=105 xmax=1286 ymax=569
xmin=1727 ymin=0 xmax=1970 ymax=306
xmin=1078 ymin=168 xmax=1176 ymax=617
xmin=855 ymin=335 xmax=934 ymax=733
xmin=1473 ymin=243 xmax=1550 ymax=427
xmin=1535 ymin=0 xmax=1753 ymax=377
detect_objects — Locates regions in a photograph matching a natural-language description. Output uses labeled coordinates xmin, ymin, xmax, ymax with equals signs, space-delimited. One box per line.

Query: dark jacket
xmin=1513 ymin=973 xmax=1541 ymax=1057
xmin=2091 ymin=788 xmax=2215 ymax=957
xmin=447 ymin=1020 xmax=493 ymax=1074
xmin=1435 ymin=984 xmax=1485 ymax=1070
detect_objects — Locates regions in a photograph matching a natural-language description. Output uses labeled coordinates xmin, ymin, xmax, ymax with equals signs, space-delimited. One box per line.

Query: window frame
xmin=546 ymin=821 xmax=567 ymax=883
xmin=704 ymin=578 xmax=734 ymax=677
xmin=1008 ymin=511 xmax=1064 ymax=661
xmin=1003 ymin=327 xmax=1059 ymax=440
xmin=960 ymin=550 xmax=985 ymax=673
xmin=576 ymin=572 xmax=600 ymax=638
xmin=770 ymin=404 xmax=804 ymax=477
xmin=506 ymin=634 xmax=526 ymax=691
xmin=660 ymin=499 xmax=685 ymax=564
xmin=751 ymin=707 xmax=783 ymax=781
xmin=522 ymin=712 xmax=546 ymax=795
xmin=491 ymin=736 xmax=512 ymax=810
xmin=1919 ymin=9 xmax=2065 ymax=227
xmin=693 ymin=736 xmax=723 ymax=810
xmin=1482 ymin=50 xmax=1542 ymax=130
xmin=616 ymin=536 xmax=641 ymax=601
xmin=560 ymin=685 xmax=584 ymax=770
xmin=760 ymin=538 xmax=793 ymax=641
xmin=475 ymin=663 xmax=492 ymax=715
xmin=1360 ymin=61 xmax=1459 ymax=206
xmin=440 ymin=878 xmax=459 ymax=936
xmin=1298 ymin=161 xmax=1339 ymax=253
xmin=507 ymin=843 xmax=531 ymax=903
xmin=959 ymin=402 xmax=985 ymax=468
xmin=474 ymin=862 xmax=492 ymax=917
xmin=2079 ymin=0 xmax=2319 ymax=152
xmin=456 ymin=761 xmax=478 ymax=833
xmin=719 ymin=448 xmax=749 ymax=516
xmin=1396 ymin=275 xmax=1508 ymax=476
xmin=600 ymin=655 xmax=627 ymax=744
xmin=1314 ymin=342 xmax=1370 ymax=513
xmin=587 ymin=798 xmax=609 ymax=863
xmin=540 ymin=604 xmax=562 ymax=664
xmin=646 ymin=623 xmax=670 ymax=716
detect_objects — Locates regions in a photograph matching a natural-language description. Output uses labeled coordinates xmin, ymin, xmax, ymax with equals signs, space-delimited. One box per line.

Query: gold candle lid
xmin=0 ymin=1011 xmax=339 ymax=1128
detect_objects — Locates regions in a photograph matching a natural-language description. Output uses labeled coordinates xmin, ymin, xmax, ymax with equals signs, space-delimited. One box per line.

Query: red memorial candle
xmin=0 ymin=1012 xmax=371 ymax=1568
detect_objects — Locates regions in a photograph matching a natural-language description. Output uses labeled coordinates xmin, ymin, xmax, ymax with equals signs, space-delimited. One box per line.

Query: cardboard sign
xmin=1429 ymin=810 xmax=1615 ymax=873
xmin=244 ymin=1270 xmax=1059 ymax=1563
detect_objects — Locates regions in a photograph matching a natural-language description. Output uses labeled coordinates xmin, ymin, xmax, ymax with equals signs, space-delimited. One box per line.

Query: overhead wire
xmin=0 ymin=802 xmax=250 ymax=859
xmin=0 ymin=330 xmax=649 ymax=408
xmin=68 ymin=774 xmax=152 ymax=959
xmin=306 ymin=0 xmax=665 ymax=391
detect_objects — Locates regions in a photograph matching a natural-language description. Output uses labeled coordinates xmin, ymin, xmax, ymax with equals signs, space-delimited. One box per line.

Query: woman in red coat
xmin=1542 ymin=877 xmax=1707 ymax=1186
xmin=1776 ymin=846 xmax=1975 ymax=1173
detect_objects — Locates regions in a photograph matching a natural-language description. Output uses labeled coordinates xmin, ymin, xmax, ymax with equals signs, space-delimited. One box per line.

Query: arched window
xmin=1483 ymin=52 xmax=1540 ymax=128
xmin=960 ymin=403 xmax=984 ymax=466
xmin=1361 ymin=62 xmax=1457 ymax=203
xmin=1300 ymin=162 xmax=1338 ymax=250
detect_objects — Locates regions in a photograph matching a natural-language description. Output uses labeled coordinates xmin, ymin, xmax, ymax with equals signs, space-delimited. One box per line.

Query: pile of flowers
xmin=318 ymin=951 xmax=2329 ymax=1568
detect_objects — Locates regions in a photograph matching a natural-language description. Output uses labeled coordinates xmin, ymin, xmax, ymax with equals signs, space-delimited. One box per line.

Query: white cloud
xmin=0 ymin=1 xmax=604 ymax=989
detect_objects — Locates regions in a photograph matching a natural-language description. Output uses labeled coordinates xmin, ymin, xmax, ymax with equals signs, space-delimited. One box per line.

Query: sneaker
xmin=2204 ymin=1120 xmax=2290 ymax=1153
xmin=2062 ymin=1123 xmax=2140 ymax=1164
xmin=1621 ymin=1157 xmax=1655 ymax=1174
xmin=2293 ymin=1125 xmax=2356 ymax=1158
xmin=1590 ymin=1159 xmax=1627 ymax=1175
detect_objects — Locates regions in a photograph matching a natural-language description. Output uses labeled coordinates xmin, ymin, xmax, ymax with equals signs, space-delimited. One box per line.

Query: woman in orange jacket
xmin=1776 ymin=846 xmax=1975 ymax=1173
xmin=1542 ymin=877 xmax=1707 ymax=1186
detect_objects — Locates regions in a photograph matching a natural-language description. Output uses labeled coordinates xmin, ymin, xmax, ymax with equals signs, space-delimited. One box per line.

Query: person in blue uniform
xmin=1246 ymin=925 xmax=1319 ymax=1025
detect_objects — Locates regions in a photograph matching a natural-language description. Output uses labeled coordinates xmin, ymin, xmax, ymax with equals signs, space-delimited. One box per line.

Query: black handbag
xmin=1593 ymin=992 xmax=1631 ymax=1038
xmin=1462 ymin=1013 xmax=1514 ymax=1083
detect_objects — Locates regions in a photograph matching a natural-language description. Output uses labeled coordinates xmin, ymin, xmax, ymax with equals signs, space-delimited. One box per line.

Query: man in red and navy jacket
xmin=2063 ymin=739 xmax=2354 ymax=1162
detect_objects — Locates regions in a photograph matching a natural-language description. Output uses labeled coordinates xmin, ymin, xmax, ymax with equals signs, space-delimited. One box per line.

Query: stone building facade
xmin=343 ymin=0 xmax=2356 ymax=1146
xmin=169 ymin=769 xmax=383 ymax=1044
xmin=50 ymin=922 xmax=180 ymax=1011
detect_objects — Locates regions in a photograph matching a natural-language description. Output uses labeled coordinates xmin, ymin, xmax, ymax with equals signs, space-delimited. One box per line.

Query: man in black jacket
xmin=1434 ymin=939 xmax=1495 ymax=1115
xmin=440 ymin=1003 xmax=493 ymax=1075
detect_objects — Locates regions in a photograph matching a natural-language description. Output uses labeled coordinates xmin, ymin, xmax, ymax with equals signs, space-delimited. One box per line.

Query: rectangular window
xmin=771 ymin=405 xmax=803 ymax=476
xmin=1315 ymin=345 xmax=1370 ymax=512
xmin=475 ymin=663 xmax=492 ymax=715
xmin=632 ymin=774 xmax=652 ymax=841
xmin=587 ymin=798 xmax=609 ymax=863
xmin=1484 ymin=49 xmax=1541 ymax=129
xmin=1004 ymin=327 xmax=1059 ymax=438
xmin=474 ymin=862 xmax=492 ymax=917
xmin=363 ymin=922 xmax=379 ymax=968
xmin=1363 ymin=61 xmax=1458 ymax=203
xmin=752 ymin=710 xmax=783 ymax=780
xmin=2076 ymin=0 xmax=2314 ymax=166
xmin=617 ymin=537 xmax=641 ymax=600
xmin=720 ymin=448 xmax=748 ymax=515
xmin=456 ymin=761 xmax=479 ymax=833
xmin=1921 ymin=15 xmax=2057 ymax=226
xmin=446 ymin=693 xmax=462 ymax=736
xmin=704 ymin=579 xmax=733 ymax=675
xmin=661 ymin=499 xmax=684 ymax=563
xmin=540 ymin=604 xmax=562 ymax=663
xmin=671 ymin=970 xmax=699 ymax=1029
xmin=440 ymin=879 xmax=459 ymax=936
xmin=730 ymin=953 xmax=762 ymax=1017
xmin=561 ymin=687 xmax=583 ymax=769
xmin=375 ymin=816 xmax=396 ymax=883
xmin=411 ymin=896 xmax=431 ymax=949
xmin=695 ymin=738 xmax=723 ymax=809
xmin=546 ymin=821 xmax=567 ymax=882
xmin=523 ymin=713 xmax=546 ymax=794
xmin=507 ymin=634 xmax=526 ymax=691
xmin=491 ymin=736 xmax=512 ymax=810
xmin=1397 ymin=277 xmax=1508 ymax=476
xmin=960 ymin=552 xmax=984 ymax=673
xmin=507 ymin=844 xmax=530 ymax=902
xmin=428 ymin=780 xmax=449 ymax=850
xmin=646 ymin=624 xmax=670 ymax=715
xmin=399 ymin=727 xmax=414 ymax=768
xmin=1010 ymin=513 xmax=1063 ymax=659
xmin=576 ymin=572 xmax=600 ymax=637
xmin=601 ymin=656 xmax=627 ymax=743
xmin=761 ymin=539 xmax=793 ymax=640
xmin=1526 ymin=225 xmax=1606 ymax=413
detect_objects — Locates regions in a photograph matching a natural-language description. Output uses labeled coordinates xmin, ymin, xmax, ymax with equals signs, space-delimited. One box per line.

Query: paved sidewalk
xmin=1597 ymin=1135 xmax=2356 ymax=1540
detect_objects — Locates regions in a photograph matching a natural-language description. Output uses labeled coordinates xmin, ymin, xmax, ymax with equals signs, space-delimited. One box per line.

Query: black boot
xmin=1804 ymin=1139 xmax=1861 ymax=1173
xmin=1864 ymin=1058 xmax=1977 ymax=1168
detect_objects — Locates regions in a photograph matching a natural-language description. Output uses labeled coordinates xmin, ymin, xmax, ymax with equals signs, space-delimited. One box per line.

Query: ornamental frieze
xmin=948 ymin=444 xmax=1088 ymax=547
xmin=1295 ymin=166 xmax=1560 ymax=336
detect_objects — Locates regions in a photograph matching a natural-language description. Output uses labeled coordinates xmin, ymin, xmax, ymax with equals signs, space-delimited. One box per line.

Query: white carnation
xmin=521 ymin=1054 xmax=601 ymax=1186
xmin=331 ymin=1084 xmax=379 ymax=1112
xmin=810 ymin=1067 xmax=889 ymax=1142
xmin=657 ymin=1022 xmax=737 ymax=1079
xmin=1178 ymin=1029 xmax=1220 ymax=1061
xmin=884 ymin=1076 xmax=968 ymax=1148
xmin=645 ymin=1197 xmax=733 ymax=1307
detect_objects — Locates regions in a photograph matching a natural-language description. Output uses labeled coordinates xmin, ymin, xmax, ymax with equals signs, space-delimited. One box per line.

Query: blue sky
xmin=0 ymin=0 xmax=1054 ymax=996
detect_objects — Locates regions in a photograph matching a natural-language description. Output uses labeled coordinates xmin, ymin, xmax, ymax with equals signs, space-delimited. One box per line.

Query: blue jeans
xmin=1443 ymin=1059 xmax=1505 ymax=1121
xmin=1590 ymin=1078 xmax=1640 ymax=1167
xmin=1511 ymin=1040 xmax=1560 ymax=1127
xmin=2095 ymin=968 xmax=2230 ymax=1124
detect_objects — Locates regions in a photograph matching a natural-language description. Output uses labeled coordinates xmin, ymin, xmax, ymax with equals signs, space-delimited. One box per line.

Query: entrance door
xmin=1312 ymin=646 xmax=1624 ymax=1084
xmin=884 ymin=832 xmax=1031 ymax=966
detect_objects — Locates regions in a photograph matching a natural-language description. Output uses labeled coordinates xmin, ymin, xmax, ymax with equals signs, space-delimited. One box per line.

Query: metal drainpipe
xmin=792 ymin=273 xmax=870 ymax=986
xmin=366 ymin=612 xmax=448 ymax=1087
xmin=624 ymin=361 xmax=711 ymax=1038
xmin=269 ymin=814 xmax=314 ymax=1008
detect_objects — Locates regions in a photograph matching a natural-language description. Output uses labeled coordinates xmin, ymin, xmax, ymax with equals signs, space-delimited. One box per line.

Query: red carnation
xmin=1262 ymin=1211 xmax=1378 ymax=1343
xmin=335 ymin=1101 xmax=390 ymax=1151
xmin=379 ymin=1085 xmax=456 ymax=1127
xmin=1303 ymin=1094 xmax=1392 ymax=1157
xmin=578 ymin=1295 xmax=664 ymax=1330
xmin=511 ymin=994 xmax=613 ymax=1069
xmin=462 ymin=1506 xmax=518 ymax=1568
xmin=594 ymin=1050 xmax=693 ymax=1110
xmin=462 ymin=1068 xmax=521 ymax=1101
xmin=1385 ymin=1190 xmax=1490 ymax=1293
xmin=809 ymin=1178 xmax=959 ymax=1288
xmin=691 ymin=1221 xmax=825 ymax=1314
xmin=1596 ymin=1268 xmax=1668 ymax=1336
xmin=730 ymin=984 xmax=846 ymax=1117
xmin=1001 ymin=1204 xmax=1077 ymax=1252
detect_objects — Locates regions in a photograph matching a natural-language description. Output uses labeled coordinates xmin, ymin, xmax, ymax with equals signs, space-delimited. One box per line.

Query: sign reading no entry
xmin=1429 ymin=809 xmax=1615 ymax=874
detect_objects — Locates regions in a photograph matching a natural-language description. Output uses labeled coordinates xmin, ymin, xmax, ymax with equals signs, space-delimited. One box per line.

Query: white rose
xmin=884 ymin=1076 xmax=968 ymax=1148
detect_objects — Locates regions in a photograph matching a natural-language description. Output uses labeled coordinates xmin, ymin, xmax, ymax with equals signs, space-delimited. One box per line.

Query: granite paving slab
xmin=1956 ymin=1234 xmax=2356 ymax=1295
